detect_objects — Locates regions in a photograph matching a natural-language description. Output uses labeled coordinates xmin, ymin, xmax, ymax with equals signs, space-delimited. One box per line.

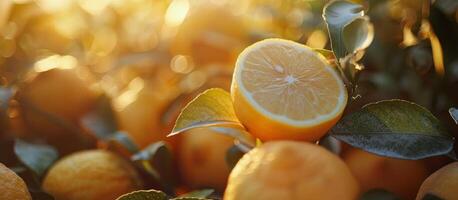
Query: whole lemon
xmin=0 ymin=163 xmax=32 ymax=200
xmin=416 ymin=162 xmax=458 ymax=200
xmin=224 ymin=141 xmax=359 ymax=200
xmin=43 ymin=150 xmax=142 ymax=200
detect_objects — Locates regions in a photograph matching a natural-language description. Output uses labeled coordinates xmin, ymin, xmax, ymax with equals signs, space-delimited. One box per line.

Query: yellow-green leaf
xmin=169 ymin=88 xmax=243 ymax=136
xmin=116 ymin=190 xmax=167 ymax=200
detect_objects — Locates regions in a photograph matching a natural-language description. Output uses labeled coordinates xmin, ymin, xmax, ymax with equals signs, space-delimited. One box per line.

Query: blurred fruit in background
xmin=225 ymin=141 xmax=359 ymax=200
xmin=112 ymin=76 xmax=179 ymax=149
xmin=169 ymin=3 xmax=248 ymax=67
xmin=0 ymin=163 xmax=32 ymax=200
xmin=177 ymin=128 xmax=234 ymax=192
xmin=416 ymin=162 xmax=458 ymax=200
xmin=18 ymin=66 xmax=99 ymax=136
xmin=43 ymin=150 xmax=142 ymax=200
xmin=343 ymin=148 xmax=430 ymax=200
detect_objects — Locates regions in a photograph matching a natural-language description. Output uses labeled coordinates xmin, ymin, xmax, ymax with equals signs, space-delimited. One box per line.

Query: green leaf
xmin=169 ymin=88 xmax=243 ymax=136
xmin=323 ymin=0 xmax=373 ymax=61
xmin=14 ymin=139 xmax=58 ymax=177
xmin=81 ymin=95 xmax=118 ymax=138
xmin=116 ymin=190 xmax=168 ymax=200
xmin=330 ymin=99 xmax=454 ymax=160
xmin=449 ymin=107 xmax=458 ymax=124
xmin=359 ymin=189 xmax=401 ymax=200
xmin=108 ymin=131 xmax=140 ymax=154
xmin=172 ymin=198 xmax=210 ymax=200
xmin=0 ymin=87 xmax=14 ymax=111
xmin=131 ymin=141 xmax=176 ymax=194
xmin=313 ymin=48 xmax=335 ymax=61
xmin=226 ymin=145 xmax=245 ymax=169
xmin=319 ymin=136 xmax=341 ymax=155
xmin=178 ymin=189 xmax=214 ymax=198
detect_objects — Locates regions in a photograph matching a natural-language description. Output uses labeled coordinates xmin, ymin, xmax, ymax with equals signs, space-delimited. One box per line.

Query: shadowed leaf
xmin=226 ymin=145 xmax=245 ymax=169
xmin=331 ymin=99 xmax=454 ymax=160
xmin=14 ymin=139 xmax=58 ymax=177
xmin=178 ymin=189 xmax=214 ymax=198
xmin=449 ymin=107 xmax=458 ymax=124
xmin=116 ymin=190 xmax=167 ymax=200
xmin=132 ymin=141 xmax=176 ymax=194
xmin=108 ymin=131 xmax=140 ymax=154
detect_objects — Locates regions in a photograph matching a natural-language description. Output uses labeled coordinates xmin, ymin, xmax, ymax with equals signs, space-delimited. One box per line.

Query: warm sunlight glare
xmin=165 ymin=0 xmax=189 ymax=27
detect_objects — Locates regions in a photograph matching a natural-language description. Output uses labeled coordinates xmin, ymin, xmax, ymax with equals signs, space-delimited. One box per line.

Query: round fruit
xmin=170 ymin=4 xmax=247 ymax=66
xmin=18 ymin=67 xmax=99 ymax=136
xmin=231 ymin=38 xmax=347 ymax=142
xmin=178 ymin=128 xmax=234 ymax=191
xmin=0 ymin=163 xmax=32 ymax=200
xmin=416 ymin=162 xmax=458 ymax=200
xmin=43 ymin=150 xmax=142 ymax=200
xmin=224 ymin=141 xmax=359 ymax=200
xmin=343 ymin=148 xmax=429 ymax=200
xmin=113 ymin=78 xmax=179 ymax=148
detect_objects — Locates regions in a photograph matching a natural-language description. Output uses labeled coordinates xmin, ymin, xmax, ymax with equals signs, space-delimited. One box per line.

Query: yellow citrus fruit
xmin=416 ymin=162 xmax=458 ymax=200
xmin=0 ymin=163 xmax=32 ymax=200
xmin=231 ymin=38 xmax=347 ymax=142
xmin=343 ymin=148 xmax=429 ymax=200
xmin=224 ymin=141 xmax=359 ymax=200
xmin=178 ymin=128 xmax=234 ymax=191
xmin=43 ymin=150 xmax=143 ymax=200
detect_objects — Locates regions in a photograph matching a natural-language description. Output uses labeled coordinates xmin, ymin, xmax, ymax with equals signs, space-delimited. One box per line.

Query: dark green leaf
xmin=319 ymin=136 xmax=341 ymax=155
xmin=172 ymin=198 xmax=211 ymax=200
xmin=132 ymin=141 xmax=176 ymax=193
xmin=449 ymin=107 xmax=458 ymax=124
xmin=323 ymin=0 xmax=373 ymax=61
xmin=359 ymin=189 xmax=401 ymax=200
xmin=14 ymin=139 xmax=58 ymax=177
xmin=116 ymin=190 xmax=168 ymax=200
xmin=108 ymin=131 xmax=140 ymax=154
xmin=81 ymin=95 xmax=118 ymax=138
xmin=226 ymin=145 xmax=245 ymax=169
xmin=178 ymin=189 xmax=214 ymax=199
xmin=422 ymin=193 xmax=444 ymax=200
xmin=0 ymin=87 xmax=14 ymax=111
xmin=331 ymin=99 xmax=454 ymax=160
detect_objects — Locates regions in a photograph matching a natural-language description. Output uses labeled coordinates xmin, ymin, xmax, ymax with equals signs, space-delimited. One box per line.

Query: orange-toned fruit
xmin=18 ymin=67 xmax=99 ymax=136
xmin=0 ymin=163 xmax=32 ymax=200
xmin=224 ymin=141 xmax=359 ymax=200
xmin=416 ymin=162 xmax=458 ymax=200
xmin=231 ymin=38 xmax=347 ymax=142
xmin=170 ymin=4 xmax=248 ymax=66
xmin=113 ymin=78 xmax=179 ymax=148
xmin=43 ymin=150 xmax=142 ymax=200
xmin=178 ymin=128 xmax=234 ymax=191
xmin=344 ymin=148 xmax=429 ymax=200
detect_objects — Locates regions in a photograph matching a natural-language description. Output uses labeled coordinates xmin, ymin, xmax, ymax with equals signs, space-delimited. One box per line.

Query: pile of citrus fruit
xmin=1 ymin=38 xmax=456 ymax=200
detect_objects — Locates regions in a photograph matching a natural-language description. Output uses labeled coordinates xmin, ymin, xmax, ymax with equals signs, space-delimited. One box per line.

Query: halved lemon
xmin=231 ymin=38 xmax=347 ymax=141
